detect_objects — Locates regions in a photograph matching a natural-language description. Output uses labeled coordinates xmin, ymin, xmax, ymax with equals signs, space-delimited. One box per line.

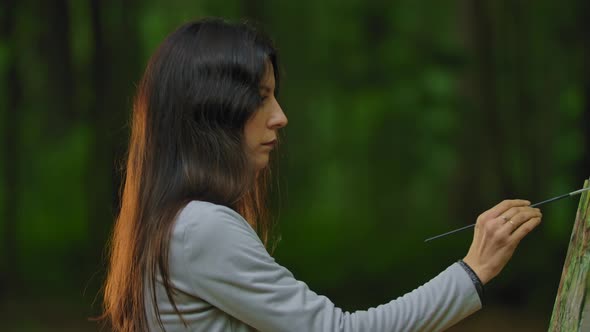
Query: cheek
xmin=244 ymin=113 xmax=265 ymax=143
xmin=243 ymin=123 xmax=258 ymax=151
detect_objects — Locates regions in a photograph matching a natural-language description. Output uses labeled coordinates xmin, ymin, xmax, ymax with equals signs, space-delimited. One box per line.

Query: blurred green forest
xmin=1 ymin=0 xmax=589 ymax=331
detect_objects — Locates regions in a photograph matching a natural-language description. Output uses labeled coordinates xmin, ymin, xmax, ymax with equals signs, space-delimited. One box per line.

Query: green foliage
xmin=0 ymin=0 xmax=588 ymax=329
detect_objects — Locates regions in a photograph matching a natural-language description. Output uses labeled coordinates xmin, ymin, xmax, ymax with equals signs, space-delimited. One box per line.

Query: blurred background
xmin=1 ymin=0 xmax=589 ymax=331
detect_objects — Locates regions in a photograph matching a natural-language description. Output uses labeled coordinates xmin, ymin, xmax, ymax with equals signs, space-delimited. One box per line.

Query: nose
xmin=268 ymin=100 xmax=288 ymax=129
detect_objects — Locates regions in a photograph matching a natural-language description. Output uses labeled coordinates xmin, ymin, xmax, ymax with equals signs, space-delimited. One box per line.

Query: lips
xmin=262 ymin=139 xmax=277 ymax=145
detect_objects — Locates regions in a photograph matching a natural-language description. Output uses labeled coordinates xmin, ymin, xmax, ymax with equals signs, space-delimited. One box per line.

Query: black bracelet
xmin=457 ymin=259 xmax=485 ymax=305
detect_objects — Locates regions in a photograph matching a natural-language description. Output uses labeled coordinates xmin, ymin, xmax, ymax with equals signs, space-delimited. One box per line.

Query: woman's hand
xmin=462 ymin=199 xmax=542 ymax=285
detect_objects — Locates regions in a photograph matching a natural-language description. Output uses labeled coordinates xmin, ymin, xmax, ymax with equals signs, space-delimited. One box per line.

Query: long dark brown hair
xmin=101 ymin=18 xmax=281 ymax=332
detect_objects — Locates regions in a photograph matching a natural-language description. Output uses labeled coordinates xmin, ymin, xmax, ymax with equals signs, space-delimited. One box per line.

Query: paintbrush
xmin=424 ymin=187 xmax=590 ymax=243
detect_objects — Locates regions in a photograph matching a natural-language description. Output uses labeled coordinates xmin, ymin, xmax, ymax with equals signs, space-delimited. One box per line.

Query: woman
xmin=102 ymin=18 xmax=542 ymax=332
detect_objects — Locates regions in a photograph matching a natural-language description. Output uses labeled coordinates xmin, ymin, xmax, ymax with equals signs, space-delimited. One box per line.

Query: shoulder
xmin=176 ymin=200 xmax=248 ymax=230
xmin=177 ymin=200 xmax=241 ymax=220
xmin=174 ymin=201 xmax=273 ymax=286
xmin=175 ymin=200 xmax=262 ymax=248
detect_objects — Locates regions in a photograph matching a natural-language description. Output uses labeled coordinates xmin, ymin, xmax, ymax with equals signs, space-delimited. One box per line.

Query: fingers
xmin=498 ymin=206 xmax=529 ymax=222
xmin=498 ymin=206 xmax=542 ymax=226
xmin=498 ymin=207 xmax=542 ymax=236
xmin=511 ymin=216 xmax=542 ymax=243
xmin=480 ymin=199 xmax=531 ymax=221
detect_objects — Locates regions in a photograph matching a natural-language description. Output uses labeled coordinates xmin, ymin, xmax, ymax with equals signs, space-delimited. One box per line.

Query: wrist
xmin=462 ymin=256 xmax=492 ymax=285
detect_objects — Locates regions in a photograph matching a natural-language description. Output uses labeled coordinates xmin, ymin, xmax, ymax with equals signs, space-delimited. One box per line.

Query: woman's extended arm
xmin=179 ymin=203 xmax=482 ymax=331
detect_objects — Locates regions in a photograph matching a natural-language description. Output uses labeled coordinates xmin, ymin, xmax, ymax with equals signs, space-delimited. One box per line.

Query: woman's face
xmin=243 ymin=63 xmax=288 ymax=171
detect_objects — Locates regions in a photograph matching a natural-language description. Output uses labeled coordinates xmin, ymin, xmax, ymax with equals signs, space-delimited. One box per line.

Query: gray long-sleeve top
xmin=145 ymin=200 xmax=482 ymax=331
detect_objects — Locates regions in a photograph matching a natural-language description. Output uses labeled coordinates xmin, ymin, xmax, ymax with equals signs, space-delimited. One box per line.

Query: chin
xmin=256 ymin=162 xmax=269 ymax=171
xmin=255 ymin=157 xmax=270 ymax=171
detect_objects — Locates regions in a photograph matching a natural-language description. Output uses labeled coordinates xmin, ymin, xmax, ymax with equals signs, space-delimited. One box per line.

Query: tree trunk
xmin=87 ymin=0 xmax=141 ymax=273
xmin=0 ymin=0 xmax=20 ymax=297
xmin=549 ymin=178 xmax=590 ymax=330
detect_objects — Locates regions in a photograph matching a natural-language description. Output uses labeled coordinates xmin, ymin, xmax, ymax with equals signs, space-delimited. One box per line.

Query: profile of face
xmin=243 ymin=62 xmax=288 ymax=171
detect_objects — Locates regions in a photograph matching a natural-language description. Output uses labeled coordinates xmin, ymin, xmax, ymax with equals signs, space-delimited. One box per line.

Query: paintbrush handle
xmin=530 ymin=193 xmax=569 ymax=207
xmin=424 ymin=187 xmax=590 ymax=242
xmin=424 ymin=224 xmax=475 ymax=242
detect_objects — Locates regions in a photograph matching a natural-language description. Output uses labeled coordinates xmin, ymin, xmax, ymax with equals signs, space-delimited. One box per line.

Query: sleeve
xmin=182 ymin=206 xmax=482 ymax=332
